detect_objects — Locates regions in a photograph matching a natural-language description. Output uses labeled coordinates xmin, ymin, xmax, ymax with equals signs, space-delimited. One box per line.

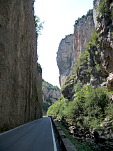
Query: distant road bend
xmin=0 ymin=117 xmax=58 ymax=151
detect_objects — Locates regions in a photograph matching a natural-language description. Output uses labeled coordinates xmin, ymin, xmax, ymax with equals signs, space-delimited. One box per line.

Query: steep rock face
xmin=42 ymin=80 xmax=61 ymax=114
xmin=57 ymin=11 xmax=95 ymax=87
xmin=57 ymin=34 xmax=74 ymax=87
xmin=93 ymin=0 xmax=102 ymax=28
xmin=42 ymin=81 xmax=61 ymax=105
xmin=0 ymin=0 xmax=42 ymax=132
xmin=93 ymin=0 xmax=113 ymax=89
xmin=73 ymin=10 xmax=95 ymax=63
xmin=55 ymin=1 xmax=113 ymax=148
xmin=37 ymin=69 xmax=43 ymax=117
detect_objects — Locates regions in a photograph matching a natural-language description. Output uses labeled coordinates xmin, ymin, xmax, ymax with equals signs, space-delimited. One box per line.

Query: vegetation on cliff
xmin=43 ymin=81 xmax=60 ymax=91
xmin=48 ymin=0 xmax=113 ymax=149
xmin=98 ymin=0 xmax=107 ymax=14
xmin=61 ymin=29 xmax=103 ymax=96
xmin=34 ymin=15 xmax=44 ymax=36
xmin=48 ymin=1 xmax=113 ymax=149
xmin=37 ymin=63 xmax=42 ymax=73
xmin=47 ymin=85 xmax=113 ymax=129
xmin=42 ymin=80 xmax=60 ymax=114
xmin=48 ymin=23 xmax=113 ymax=130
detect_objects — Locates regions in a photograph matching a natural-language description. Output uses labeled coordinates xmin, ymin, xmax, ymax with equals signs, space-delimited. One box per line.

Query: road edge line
xmin=50 ymin=118 xmax=58 ymax=151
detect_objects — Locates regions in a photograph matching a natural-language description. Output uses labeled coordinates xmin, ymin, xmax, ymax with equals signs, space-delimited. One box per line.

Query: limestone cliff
xmin=93 ymin=0 xmax=113 ymax=89
xmin=43 ymin=81 xmax=61 ymax=105
xmin=57 ymin=34 xmax=74 ymax=87
xmin=55 ymin=1 xmax=113 ymax=149
xmin=42 ymin=80 xmax=61 ymax=113
xmin=57 ymin=10 xmax=95 ymax=87
xmin=73 ymin=10 xmax=95 ymax=63
xmin=0 ymin=0 xmax=42 ymax=132
xmin=56 ymin=1 xmax=113 ymax=148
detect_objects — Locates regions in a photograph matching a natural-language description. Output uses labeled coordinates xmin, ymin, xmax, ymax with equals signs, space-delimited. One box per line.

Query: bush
xmin=47 ymin=97 xmax=68 ymax=119
xmin=105 ymin=103 xmax=113 ymax=119
xmin=47 ymin=84 xmax=112 ymax=130
xmin=34 ymin=15 xmax=44 ymax=36
xmin=37 ymin=63 xmax=42 ymax=73
xmin=98 ymin=0 xmax=107 ymax=15
xmin=43 ymin=103 xmax=50 ymax=114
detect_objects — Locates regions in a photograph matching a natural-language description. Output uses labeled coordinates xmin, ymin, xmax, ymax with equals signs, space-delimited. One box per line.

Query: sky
xmin=34 ymin=0 xmax=93 ymax=87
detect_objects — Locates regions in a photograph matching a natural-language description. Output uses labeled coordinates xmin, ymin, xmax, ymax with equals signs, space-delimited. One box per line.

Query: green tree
xmin=34 ymin=16 xmax=44 ymax=36
xmin=47 ymin=97 xmax=67 ymax=119
xmin=37 ymin=63 xmax=42 ymax=73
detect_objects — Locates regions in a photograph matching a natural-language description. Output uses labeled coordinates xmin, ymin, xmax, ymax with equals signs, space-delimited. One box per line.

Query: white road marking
xmin=50 ymin=118 xmax=58 ymax=151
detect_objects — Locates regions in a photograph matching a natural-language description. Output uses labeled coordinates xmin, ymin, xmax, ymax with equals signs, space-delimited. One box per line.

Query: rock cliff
xmin=57 ymin=10 xmax=95 ymax=87
xmin=73 ymin=10 xmax=95 ymax=63
xmin=42 ymin=80 xmax=61 ymax=114
xmin=0 ymin=0 xmax=42 ymax=132
xmin=56 ymin=0 xmax=113 ymax=149
xmin=57 ymin=34 xmax=74 ymax=87
xmin=93 ymin=0 xmax=113 ymax=89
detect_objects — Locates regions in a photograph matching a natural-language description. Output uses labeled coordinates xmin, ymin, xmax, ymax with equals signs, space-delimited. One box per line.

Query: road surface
xmin=0 ymin=117 xmax=57 ymax=151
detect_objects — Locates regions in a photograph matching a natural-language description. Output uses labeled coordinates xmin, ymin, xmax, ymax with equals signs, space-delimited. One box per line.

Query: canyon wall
xmin=0 ymin=0 xmax=42 ymax=132
xmin=43 ymin=80 xmax=61 ymax=105
xmin=42 ymin=80 xmax=61 ymax=114
xmin=57 ymin=10 xmax=95 ymax=87
xmin=93 ymin=0 xmax=113 ymax=89
xmin=56 ymin=0 xmax=113 ymax=148
xmin=73 ymin=10 xmax=95 ymax=63
xmin=57 ymin=34 xmax=74 ymax=87
xmin=57 ymin=1 xmax=113 ymax=98
xmin=50 ymin=1 xmax=113 ymax=149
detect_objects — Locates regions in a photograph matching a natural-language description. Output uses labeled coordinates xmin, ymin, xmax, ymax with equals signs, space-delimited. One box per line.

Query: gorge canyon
xmin=57 ymin=0 xmax=113 ymax=98
xmin=0 ymin=0 xmax=42 ymax=132
xmin=55 ymin=0 xmax=113 ymax=149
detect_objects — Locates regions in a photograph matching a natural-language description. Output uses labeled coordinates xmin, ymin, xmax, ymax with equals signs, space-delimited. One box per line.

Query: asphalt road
xmin=0 ymin=117 xmax=57 ymax=151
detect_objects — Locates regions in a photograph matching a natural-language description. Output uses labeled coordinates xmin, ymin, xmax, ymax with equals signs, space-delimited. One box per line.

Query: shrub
xmin=47 ymin=84 xmax=111 ymax=130
xmin=37 ymin=63 xmax=42 ymax=73
xmin=34 ymin=15 xmax=44 ymax=36
xmin=86 ymin=9 xmax=93 ymax=16
xmin=98 ymin=0 xmax=107 ymax=15
xmin=105 ymin=103 xmax=113 ymax=119
xmin=43 ymin=103 xmax=50 ymax=114
xmin=87 ymin=30 xmax=99 ymax=48
xmin=47 ymin=97 xmax=68 ymax=119
xmin=74 ymin=82 xmax=83 ymax=93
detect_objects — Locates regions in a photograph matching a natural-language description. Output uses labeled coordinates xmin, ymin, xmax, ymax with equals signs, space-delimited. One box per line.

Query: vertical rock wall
xmin=0 ymin=0 xmax=42 ymax=132
xmin=73 ymin=11 xmax=95 ymax=64
xmin=57 ymin=34 xmax=74 ymax=87
xmin=57 ymin=11 xmax=95 ymax=87
xmin=93 ymin=0 xmax=113 ymax=88
xmin=42 ymin=80 xmax=61 ymax=105
xmin=93 ymin=0 xmax=113 ymax=74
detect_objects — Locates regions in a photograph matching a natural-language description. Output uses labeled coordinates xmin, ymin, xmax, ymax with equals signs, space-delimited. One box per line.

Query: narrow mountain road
xmin=0 ymin=117 xmax=57 ymax=151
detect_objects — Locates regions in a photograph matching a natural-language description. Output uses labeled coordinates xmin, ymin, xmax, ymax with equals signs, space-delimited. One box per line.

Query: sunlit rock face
xmin=57 ymin=34 xmax=74 ymax=87
xmin=73 ymin=11 xmax=95 ymax=64
xmin=93 ymin=0 xmax=103 ymax=28
xmin=57 ymin=11 xmax=95 ymax=87
xmin=0 ymin=0 xmax=42 ymax=132
xmin=42 ymin=81 xmax=61 ymax=105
